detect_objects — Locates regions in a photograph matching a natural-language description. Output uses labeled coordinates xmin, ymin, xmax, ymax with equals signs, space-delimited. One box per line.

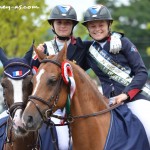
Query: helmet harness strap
xmin=87 ymin=21 xmax=112 ymax=42
xmin=51 ymin=22 xmax=75 ymax=41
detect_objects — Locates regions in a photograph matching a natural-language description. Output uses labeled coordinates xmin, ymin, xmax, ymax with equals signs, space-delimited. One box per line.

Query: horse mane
xmin=66 ymin=59 xmax=109 ymax=108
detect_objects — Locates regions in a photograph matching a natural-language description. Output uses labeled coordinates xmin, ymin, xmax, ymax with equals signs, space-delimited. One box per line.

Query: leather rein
xmin=28 ymin=59 xmax=121 ymax=123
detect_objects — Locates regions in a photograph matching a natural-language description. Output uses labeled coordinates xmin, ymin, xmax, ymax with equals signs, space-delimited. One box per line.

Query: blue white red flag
xmin=13 ymin=70 xmax=23 ymax=77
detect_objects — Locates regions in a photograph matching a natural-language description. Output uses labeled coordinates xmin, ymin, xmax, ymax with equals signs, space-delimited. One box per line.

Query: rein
xmin=28 ymin=58 xmax=122 ymax=150
xmin=51 ymin=103 xmax=122 ymax=123
xmin=29 ymin=58 xmax=122 ymax=122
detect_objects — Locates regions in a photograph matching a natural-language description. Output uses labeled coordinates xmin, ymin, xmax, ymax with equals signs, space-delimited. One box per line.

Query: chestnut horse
xmin=22 ymin=44 xmax=150 ymax=150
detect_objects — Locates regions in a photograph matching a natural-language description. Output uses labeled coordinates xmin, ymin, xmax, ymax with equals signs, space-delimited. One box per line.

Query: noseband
xmin=28 ymin=59 xmax=63 ymax=120
xmin=9 ymin=102 xmax=26 ymax=117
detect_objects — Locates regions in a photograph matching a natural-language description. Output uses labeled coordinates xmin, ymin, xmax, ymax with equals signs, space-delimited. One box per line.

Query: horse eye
xmin=47 ymin=78 xmax=57 ymax=86
xmin=1 ymin=82 xmax=6 ymax=88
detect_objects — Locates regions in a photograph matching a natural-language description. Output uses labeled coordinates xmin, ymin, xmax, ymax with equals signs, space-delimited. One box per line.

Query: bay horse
xmin=22 ymin=44 xmax=150 ymax=150
xmin=0 ymin=45 xmax=58 ymax=150
xmin=0 ymin=46 xmax=39 ymax=150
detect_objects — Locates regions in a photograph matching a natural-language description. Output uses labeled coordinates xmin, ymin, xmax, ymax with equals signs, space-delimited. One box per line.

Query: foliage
xmin=0 ymin=0 xmax=51 ymax=57
xmin=74 ymin=23 xmax=92 ymax=41
xmin=146 ymin=47 xmax=150 ymax=56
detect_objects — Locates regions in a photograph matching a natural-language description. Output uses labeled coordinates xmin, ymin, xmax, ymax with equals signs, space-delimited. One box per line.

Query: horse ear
xmin=24 ymin=43 xmax=34 ymax=64
xmin=33 ymin=45 xmax=47 ymax=61
xmin=57 ymin=42 xmax=67 ymax=62
xmin=0 ymin=47 xmax=8 ymax=66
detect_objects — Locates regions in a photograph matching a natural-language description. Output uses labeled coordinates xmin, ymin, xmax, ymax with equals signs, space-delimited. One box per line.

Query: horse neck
xmin=69 ymin=64 xmax=111 ymax=149
xmin=71 ymin=65 xmax=109 ymax=115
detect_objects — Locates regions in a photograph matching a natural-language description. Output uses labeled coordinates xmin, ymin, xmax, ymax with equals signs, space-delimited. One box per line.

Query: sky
xmin=45 ymin=0 xmax=96 ymax=21
xmin=45 ymin=0 xmax=129 ymax=21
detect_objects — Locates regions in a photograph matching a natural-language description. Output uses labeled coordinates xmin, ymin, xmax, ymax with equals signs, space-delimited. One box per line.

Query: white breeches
xmin=51 ymin=109 xmax=70 ymax=150
xmin=127 ymin=99 xmax=150 ymax=145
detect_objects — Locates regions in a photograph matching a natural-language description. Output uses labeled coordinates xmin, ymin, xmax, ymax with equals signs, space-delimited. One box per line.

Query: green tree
xmin=74 ymin=23 xmax=92 ymax=40
xmin=0 ymin=0 xmax=50 ymax=57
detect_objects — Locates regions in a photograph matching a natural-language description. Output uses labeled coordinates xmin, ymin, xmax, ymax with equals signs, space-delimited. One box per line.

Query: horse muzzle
xmin=22 ymin=108 xmax=43 ymax=131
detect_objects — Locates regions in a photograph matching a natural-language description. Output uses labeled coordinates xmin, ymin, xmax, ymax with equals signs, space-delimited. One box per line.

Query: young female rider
xmin=82 ymin=4 xmax=150 ymax=144
xmin=31 ymin=4 xmax=123 ymax=149
xmin=31 ymin=5 xmax=85 ymax=150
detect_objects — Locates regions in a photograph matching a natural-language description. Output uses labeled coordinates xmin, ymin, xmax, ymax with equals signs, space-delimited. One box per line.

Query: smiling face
xmin=53 ymin=19 xmax=74 ymax=38
xmin=87 ymin=20 xmax=110 ymax=41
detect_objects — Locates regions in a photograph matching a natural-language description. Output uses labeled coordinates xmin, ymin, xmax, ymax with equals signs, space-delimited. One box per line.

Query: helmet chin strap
xmin=52 ymin=29 xmax=70 ymax=41
xmin=52 ymin=24 xmax=75 ymax=41
xmin=95 ymin=36 xmax=109 ymax=43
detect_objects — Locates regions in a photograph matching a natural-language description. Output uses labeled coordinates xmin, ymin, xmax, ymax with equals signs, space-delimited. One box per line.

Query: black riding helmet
xmin=82 ymin=5 xmax=113 ymax=26
xmin=47 ymin=5 xmax=78 ymax=40
xmin=48 ymin=5 xmax=78 ymax=25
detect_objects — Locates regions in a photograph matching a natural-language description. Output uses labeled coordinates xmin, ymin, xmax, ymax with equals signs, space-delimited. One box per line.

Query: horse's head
xmin=0 ymin=45 xmax=33 ymax=136
xmin=22 ymin=43 xmax=71 ymax=130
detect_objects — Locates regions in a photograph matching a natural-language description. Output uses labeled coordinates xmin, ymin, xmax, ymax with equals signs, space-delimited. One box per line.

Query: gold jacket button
xmin=73 ymin=60 xmax=76 ymax=64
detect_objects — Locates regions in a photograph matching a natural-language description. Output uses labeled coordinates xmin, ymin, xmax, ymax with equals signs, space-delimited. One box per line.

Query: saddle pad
xmin=39 ymin=123 xmax=58 ymax=150
xmin=104 ymin=104 xmax=150 ymax=150
xmin=0 ymin=116 xmax=8 ymax=150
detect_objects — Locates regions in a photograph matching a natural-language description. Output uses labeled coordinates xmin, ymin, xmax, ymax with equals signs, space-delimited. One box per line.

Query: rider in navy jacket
xmin=31 ymin=36 xmax=86 ymax=71
xmin=83 ymin=37 xmax=148 ymax=101
xmin=82 ymin=4 xmax=150 ymax=144
xmin=31 ymin=5 xmax=88 ymax=150
xmin=81 ymin=5 xmax=149 ymax=102
xmin=31 ymin=5 xmax=123 ymax=149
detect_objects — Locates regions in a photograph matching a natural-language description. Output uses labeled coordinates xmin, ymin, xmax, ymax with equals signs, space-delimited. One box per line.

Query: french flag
xmin=13 ymin=70 xmax=23 ymax=77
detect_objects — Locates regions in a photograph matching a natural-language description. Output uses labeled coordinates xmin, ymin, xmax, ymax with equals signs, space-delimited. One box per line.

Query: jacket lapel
xmin=67 ymin=44 xmax=76 ymax=60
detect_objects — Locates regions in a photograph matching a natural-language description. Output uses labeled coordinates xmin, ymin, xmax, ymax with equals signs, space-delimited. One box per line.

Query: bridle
xmin=4 ymin=62 xmax=32 ymax=118
xmin=3 ymin=62 xmax=39 ymax=149
xmin=28 ymin=59 xmax=63 ymax=120
xmin=26 ymin=58 xmax=122 ymax=150
xmin=28 ymin=59 xmax=64 ymax=150
xmin=9 ymin=102 xmax=26 ymax=118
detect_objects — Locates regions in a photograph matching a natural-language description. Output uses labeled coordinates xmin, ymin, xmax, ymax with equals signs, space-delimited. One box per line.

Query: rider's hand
xmin=109 ymin=93 xmax=129 ymax=106
xmin=37 ymin=43 xmax=45 ymax=52
xmin=109 ymin=32 xmax=122 ymax=54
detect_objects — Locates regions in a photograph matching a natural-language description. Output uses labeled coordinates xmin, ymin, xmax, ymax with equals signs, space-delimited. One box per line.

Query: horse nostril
xmin=28 ymin=116 xmax=33 ymax=122
xmin=26 ymin=116 xmax=34 ymax=128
